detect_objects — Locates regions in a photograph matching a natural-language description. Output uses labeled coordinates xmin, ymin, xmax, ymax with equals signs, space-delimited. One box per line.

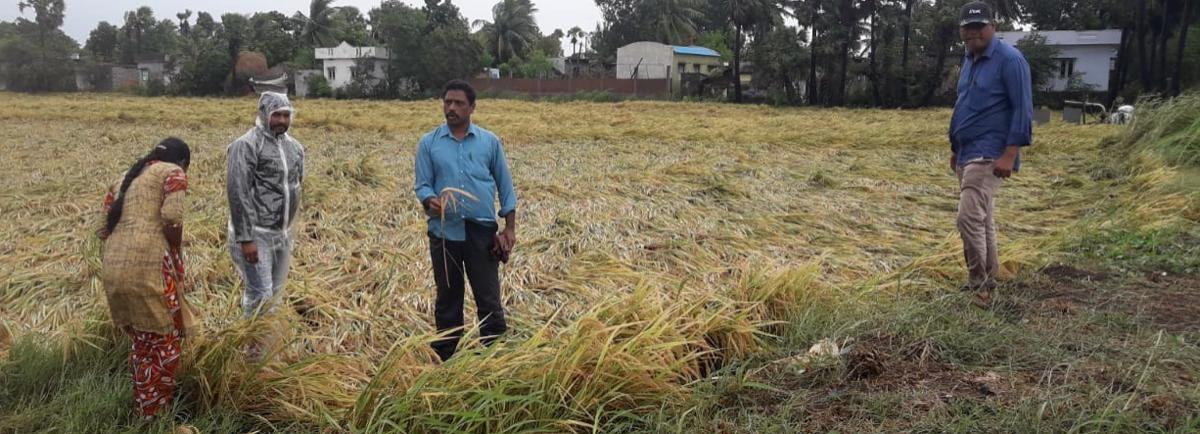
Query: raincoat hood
xmin=256 ymin=92 xmax=294 ymax=136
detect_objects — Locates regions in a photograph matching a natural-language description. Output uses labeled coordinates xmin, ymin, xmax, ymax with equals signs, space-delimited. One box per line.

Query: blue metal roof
xmin=672 ymin=46 xmax=721 ymax=57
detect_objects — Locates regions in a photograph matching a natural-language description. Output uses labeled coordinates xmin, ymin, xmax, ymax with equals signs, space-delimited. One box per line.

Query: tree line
xmin=1 ymin=0 xmax=1197 ymax=106
xmin=1 ymin=0 xmax=576 ymax=97
xmin=594 ymin=0 xmax=1197 ymax=106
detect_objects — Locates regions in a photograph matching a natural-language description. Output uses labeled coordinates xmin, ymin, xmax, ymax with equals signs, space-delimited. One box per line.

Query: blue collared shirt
xmin=414 ymin=123 xmax=517 ymax=241
xmin=950 ymin=37 xmax=1034 ymax=170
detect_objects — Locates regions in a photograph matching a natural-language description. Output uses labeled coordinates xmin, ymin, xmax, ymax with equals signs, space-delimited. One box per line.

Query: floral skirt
xmin=126 ymin=249 xmax=186 ymax=419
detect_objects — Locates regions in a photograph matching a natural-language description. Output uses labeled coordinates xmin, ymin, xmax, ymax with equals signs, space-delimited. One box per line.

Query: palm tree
xmin=794 ymin=0 xmax=823 ymax=105
xmin=831 ymin=0 xmax=858 ymax=105
xmin=17 ymin=0 xmax=64 ymax=92
xmin=568 ymin=26 xmax=583 ymax=57
xmin=176 ymin=10 xmax=192 ymax=37
xmin=123 ymin=7 xmax=155 ymax=60
xmin=472 ymin=0 xmax=540 ymax=65
xmin=724 ymin=0 xmax=786 ymax=103
xmin=222 ymin=13 xmax=249 ymax=94
xmin=1155 ymin=0 xmax=1174 ymax=92
xmin=300 ymin=0 xmax=336 ymax=47
xmin=1135 ymin=0 xmax=1151 ymax=90
xmin=865 ymin=0 xmax=880 ymax=106
xmin=1171 ymin=0 xmax=1195 ymax=95
xmin=898 ymin=0 xmax=916 ymax=105
xmin=647 ymin=0 xmax=704 ymax=45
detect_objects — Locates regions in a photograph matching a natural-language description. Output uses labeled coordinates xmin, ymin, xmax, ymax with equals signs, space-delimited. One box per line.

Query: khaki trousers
xmin=956 ymin=161 xmax=1003 ymax=285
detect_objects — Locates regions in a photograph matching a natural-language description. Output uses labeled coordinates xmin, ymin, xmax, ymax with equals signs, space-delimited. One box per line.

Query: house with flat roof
xmin=996 ymin=30 xmax=1122 ymax=92
xmin=314 ymin=41 xmax=390 ymax=91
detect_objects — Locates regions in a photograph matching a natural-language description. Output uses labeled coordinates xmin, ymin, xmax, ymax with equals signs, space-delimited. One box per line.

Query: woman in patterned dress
xmin=98 ymin=137 xmax=196 ymax=419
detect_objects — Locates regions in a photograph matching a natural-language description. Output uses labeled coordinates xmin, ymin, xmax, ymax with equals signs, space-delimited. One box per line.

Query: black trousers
xmin=429 ymin=221 xmax=507 ymax=361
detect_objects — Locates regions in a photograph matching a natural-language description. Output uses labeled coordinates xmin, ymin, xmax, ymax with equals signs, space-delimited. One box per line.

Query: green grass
xmin=1070 ymin=227 xmax=1200 ymax=275
xmin=0 ymin=319 xmax=266 ymax=433
xmin=650 ymin=268 xmax=1200 ymax=433
xmin=1122 ymin=96 xmax=1200 ymax=168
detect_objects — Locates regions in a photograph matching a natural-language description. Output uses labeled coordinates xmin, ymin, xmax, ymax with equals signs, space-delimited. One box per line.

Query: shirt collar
xmin=438 ymin=123 xmax=477 ymax=140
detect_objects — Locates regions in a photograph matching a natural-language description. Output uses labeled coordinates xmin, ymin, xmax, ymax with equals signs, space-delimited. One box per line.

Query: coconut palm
xmin=176 ymin=10 xmax=192 ymax=37
xmin=647 ymin=0 xmax=704 ymax=45
xmin=473 ymin=0 xmax=540 ymax=65
xmin=724 ymin=0 xmax=787 ymax=102
xmin=300 ymin=0 xmax=336 ymax=47
xmin=568 ymin=26 xmax=583 ymax=57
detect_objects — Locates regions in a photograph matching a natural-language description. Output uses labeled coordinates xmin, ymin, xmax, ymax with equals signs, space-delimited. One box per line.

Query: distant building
xmin=74 ymin=69 xmax=90 ymax=91
xmin=250 ymin=70 xmax=290 ymax=95
xmin=996 ymin=30 xmax=1122 ymax=92
xmin=73 ymin=53 xmax=174 ymax=92
xmin=135 ymin=56 xmax=170 ymax=86
xmin=551 ymin=54 xmax=610 ymax=78
xmin=314 ymin=41 xmax=390 ymax=91
xmin=616 ymin=42 xmax=723 ymax=93
xmin=74 ymin=64 xmax=140 ymax=91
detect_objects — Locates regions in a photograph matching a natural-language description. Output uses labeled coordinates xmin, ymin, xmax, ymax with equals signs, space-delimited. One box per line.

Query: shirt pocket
xmin=463 ymin=150 xmax=494 ymax=184
xmin=968 ymin=69 xmax=999 ymax=110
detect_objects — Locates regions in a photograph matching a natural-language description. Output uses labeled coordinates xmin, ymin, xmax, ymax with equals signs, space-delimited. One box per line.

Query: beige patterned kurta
xmin=101 ymin=161 xmax=196 ymax=334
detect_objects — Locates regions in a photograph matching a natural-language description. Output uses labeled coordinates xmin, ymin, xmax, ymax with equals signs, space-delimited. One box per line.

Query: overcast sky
xmin=1 ymin=0 xmax=602 ymax=53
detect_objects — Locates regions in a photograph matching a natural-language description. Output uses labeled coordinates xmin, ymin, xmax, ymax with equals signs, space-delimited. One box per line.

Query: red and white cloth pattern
xmin=162 ymin=165 xmax=188 ymax=195
xmin=127 ymin=266 xmax=183 ymax=419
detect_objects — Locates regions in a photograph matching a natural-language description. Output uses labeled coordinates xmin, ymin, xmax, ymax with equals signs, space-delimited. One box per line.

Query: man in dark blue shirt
xmin=949 ymin=2 xmax=1033 ymax=293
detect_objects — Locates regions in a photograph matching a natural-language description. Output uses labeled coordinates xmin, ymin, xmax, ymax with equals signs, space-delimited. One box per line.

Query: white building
xmin=615 ymin=42 xmax=722 ymax=90
xmin=314 ymin=41 xmax=390 ymax=90
xmin=996 ymin=30 xmax=1122 ymax=92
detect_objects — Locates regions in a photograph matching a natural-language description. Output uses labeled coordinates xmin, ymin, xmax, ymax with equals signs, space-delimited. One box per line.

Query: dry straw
xmin=4 ymin=92 xmax=1182 ymax=431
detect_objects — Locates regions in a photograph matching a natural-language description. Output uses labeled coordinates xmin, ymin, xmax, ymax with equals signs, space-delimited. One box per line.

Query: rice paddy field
xmin=0 ymin=92 xmax=1197 ymax=433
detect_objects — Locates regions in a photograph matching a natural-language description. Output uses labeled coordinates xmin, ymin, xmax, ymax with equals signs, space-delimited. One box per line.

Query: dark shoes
xmin=958 ymin=279 xmax=997 ymax=292
xmin=958 ymin=279 xmax=997 ymax=308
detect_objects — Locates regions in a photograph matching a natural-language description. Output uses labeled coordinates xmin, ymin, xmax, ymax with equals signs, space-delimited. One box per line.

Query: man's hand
xmin=492 ymin=228 xmax=516 ymax=263
xmin=241 ymin=241 xmax=259 ymax=264
xmin=993 ymin=146 xmax=1019 ymax=178
xmin=950 ymin=153 xmax=958 ymax=175
xmin=497 ymin=227 xmax=516 ymax=253
xmin=424 ymin=197 xmax=444 ymax=217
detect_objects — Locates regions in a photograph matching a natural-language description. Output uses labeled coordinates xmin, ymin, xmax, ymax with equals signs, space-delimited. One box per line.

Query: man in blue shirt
xmin=415 ymin=80 xmax=518 ymax=361
xmin=949 ymin=2 xmax=1032 ymax=293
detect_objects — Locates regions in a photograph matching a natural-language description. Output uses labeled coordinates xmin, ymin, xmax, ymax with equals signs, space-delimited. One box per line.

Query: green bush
xmin=307 ymin=74 xmax=333 ymax=99
xmin=137 ymin=78 xmax=167 ymax=97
